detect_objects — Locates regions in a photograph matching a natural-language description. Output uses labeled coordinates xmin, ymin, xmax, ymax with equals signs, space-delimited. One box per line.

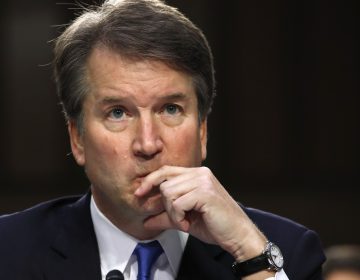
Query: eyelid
xmin=106 ymin=105 xmax=130 ymax=120
xmin=162 ymin=103 xmax=184 ymax=112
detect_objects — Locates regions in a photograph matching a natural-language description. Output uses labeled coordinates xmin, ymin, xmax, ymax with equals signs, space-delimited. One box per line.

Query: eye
xmin=163 ymin=104 xmax=181 ymax=115
xmin=109 ymin=107 xmax=125 ymax=120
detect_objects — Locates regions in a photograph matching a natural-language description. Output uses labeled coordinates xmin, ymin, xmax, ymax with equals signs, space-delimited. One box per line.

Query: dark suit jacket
xmin=0 ymin=193 xmax=325 ymax=280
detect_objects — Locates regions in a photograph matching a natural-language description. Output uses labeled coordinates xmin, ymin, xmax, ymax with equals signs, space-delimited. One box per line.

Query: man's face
xmin=69 ymin=47 xmax=207 ymax=224
xmin=326 ymin=271 xmax=360 ymax=280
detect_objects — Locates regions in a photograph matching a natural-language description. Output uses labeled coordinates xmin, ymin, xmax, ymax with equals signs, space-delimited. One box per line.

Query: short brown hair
xmin=53 ymin=0 xmax=215 ymax=129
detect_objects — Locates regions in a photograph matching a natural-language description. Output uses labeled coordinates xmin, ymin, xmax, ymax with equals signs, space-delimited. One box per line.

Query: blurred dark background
xmin=0 ymin=0 xmax=358 ymax=249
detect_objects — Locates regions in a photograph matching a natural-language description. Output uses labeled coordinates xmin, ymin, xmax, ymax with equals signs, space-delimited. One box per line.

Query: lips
xmin=132 ymin=170 xmax=153 ymax=188
xmin=135 ymin=167 xmax=158 ymax=180
xmin=137 ymin=172 xmax=150 ymax=179
xmin=133 ymin=170 xmax=162 ymax=197
xmin=134 ymin=172 xmax=150 ymax=183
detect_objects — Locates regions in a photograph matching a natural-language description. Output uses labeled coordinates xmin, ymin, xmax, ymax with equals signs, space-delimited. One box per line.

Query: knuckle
xmin=172 ymin=199 xmax=182 ymax=211
xmin=159 ymin=165 xmax=167 ymax=173
xmin=198 ymin=166 xmax=213 ymax=179
xmin=199 ymin=173 xmax=212 ymax=187
xmin=159 ymin=183 xmax=170 ymax=195
xmin=199 ymin=166 xmax=210 ymax=174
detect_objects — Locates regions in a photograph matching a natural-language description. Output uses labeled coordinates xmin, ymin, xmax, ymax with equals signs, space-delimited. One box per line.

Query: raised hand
xmin=135 ymin=165 xmax=267 ymax=261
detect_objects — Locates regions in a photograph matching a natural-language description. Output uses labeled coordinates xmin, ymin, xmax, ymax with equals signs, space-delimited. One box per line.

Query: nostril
xmin=133 ymin=139 xmax=162 ymax=159
xmin=134 ymin=150 xmax=160 ymax=161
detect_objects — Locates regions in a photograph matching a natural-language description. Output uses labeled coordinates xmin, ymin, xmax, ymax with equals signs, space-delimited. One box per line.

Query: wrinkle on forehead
xmin=85 ymin=47 xmax=196 ymax=108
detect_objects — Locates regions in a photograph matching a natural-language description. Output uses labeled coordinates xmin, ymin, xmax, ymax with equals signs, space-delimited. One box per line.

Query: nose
xmin=132 ymin=115 xmax=163 ymax=160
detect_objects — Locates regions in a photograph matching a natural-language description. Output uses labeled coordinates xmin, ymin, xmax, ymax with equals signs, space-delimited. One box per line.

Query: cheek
xmin=166 ymin=125 xmax=202 ymax=164
xmin=83 ymin=133 xmax=136 ymax=187
xmin=85 ymin=133 xmax=130 ymax=165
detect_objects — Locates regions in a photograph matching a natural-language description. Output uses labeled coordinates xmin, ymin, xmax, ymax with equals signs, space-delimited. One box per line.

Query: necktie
xmin=134 ymin=240 xmax=163 ymax=280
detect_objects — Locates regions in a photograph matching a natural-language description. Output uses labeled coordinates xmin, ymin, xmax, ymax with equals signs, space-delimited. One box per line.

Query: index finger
xmin=134 ymin=165 xmax=190 ymax=196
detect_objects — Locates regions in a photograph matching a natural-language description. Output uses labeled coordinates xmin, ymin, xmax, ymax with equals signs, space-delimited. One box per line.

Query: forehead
xmin=84 ymin=47 xmax=196 ymax=100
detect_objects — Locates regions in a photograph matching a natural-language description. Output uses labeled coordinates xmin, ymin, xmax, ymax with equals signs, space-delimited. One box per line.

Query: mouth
xmin=134 ymin=167 xmax=159 ymax=180
xmin=134 ymin=172 xmax=150 ymax=183
xmin=137 ymin=172 xmax=150 ymax=178
xmin=132 ymin=170 xmax=155 ymax=191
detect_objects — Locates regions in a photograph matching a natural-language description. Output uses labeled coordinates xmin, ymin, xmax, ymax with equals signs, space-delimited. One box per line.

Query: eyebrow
xmin=159 ymin=92 xmax=188 ymax=102
xmin=99 ymin=96 xmax=126 ymax=106
xmin=99 ymin=92 xmax=189 ymax=106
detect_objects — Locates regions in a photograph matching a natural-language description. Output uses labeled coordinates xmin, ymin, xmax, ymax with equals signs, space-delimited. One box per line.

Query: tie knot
xmin=134 ymin=240 xmax=163 ymax=280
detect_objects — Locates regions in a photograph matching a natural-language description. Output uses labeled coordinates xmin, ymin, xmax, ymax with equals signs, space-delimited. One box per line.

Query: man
xmin=323 ymin=245 xmax=360 ymax=280
xmin=0 ymin=0 xmax=325 ymax=279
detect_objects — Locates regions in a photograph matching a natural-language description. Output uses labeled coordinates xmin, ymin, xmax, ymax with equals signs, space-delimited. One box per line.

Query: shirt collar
xmin=157 ymin=227 xmax=188 ymax=274
xmin=90 ymin=195 xmax=189 ymax=276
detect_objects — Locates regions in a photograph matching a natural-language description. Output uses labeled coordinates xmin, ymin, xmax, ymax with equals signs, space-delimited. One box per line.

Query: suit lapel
xmin=176 ymin=236 xmax=237 ymax=280
xmin=41 ymin=193 xmax=237 ymax=280
xmin=45 ymin=193 xmax=102 ymax=280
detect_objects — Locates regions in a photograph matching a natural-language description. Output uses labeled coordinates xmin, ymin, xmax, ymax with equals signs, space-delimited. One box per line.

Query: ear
xmin=200 ymin=118 xmax=207 ymax=161
xmin=68 ymin=120 xmax=85 ymax=166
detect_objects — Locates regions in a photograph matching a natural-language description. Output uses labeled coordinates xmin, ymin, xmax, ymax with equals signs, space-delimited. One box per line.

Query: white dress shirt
xmin=91 ymin=196 xmax=188 ymax=279
xmin=90 ymin=196 xmax=289 ymax=280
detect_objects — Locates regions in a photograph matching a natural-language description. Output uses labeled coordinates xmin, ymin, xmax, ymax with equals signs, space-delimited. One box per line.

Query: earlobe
xmin=68 ymin=121 xmax=85 ymax=166
xmin=200 ymin=119 xmax=207 ymax=160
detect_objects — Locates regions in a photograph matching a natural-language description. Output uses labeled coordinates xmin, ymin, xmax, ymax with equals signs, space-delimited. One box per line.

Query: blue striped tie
xmin=134 ymin=240 xmax=163 ymax=280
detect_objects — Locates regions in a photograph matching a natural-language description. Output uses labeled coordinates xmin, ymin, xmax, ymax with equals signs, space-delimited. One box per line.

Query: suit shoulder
xmin=0 ymin=194 xmax=93 ymax=277
xmin=0 ymin=195 xmax=82 ymax=240
xmin=244 ymin=206 xmax=309 ymax=237
xmin=244 ymin=206 xmax=326 ymax=280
